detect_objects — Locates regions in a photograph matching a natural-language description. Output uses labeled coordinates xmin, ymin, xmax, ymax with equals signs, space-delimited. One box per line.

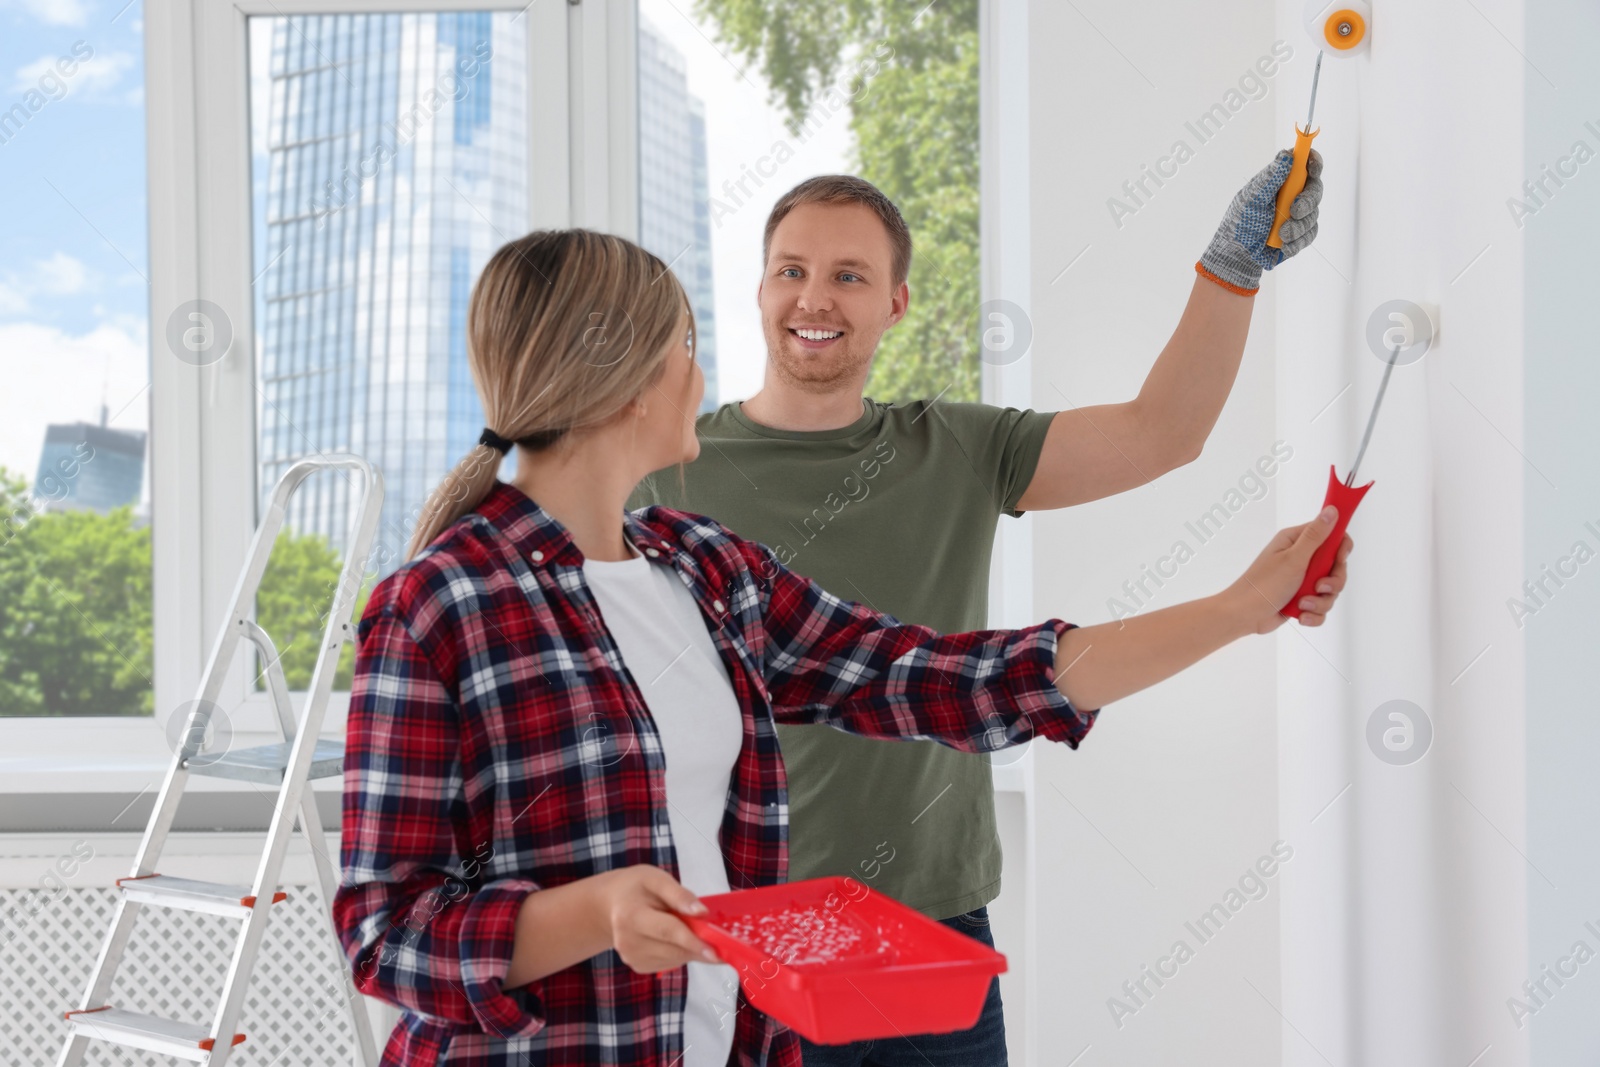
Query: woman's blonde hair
xmin=407 ymin=228 xmax=694 ymax=558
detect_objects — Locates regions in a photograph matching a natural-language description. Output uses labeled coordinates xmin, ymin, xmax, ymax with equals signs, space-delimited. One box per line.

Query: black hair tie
xmin=519 ymin=427 xmax=567 ymax=450
xmin=479 ymin=427 xmax=515 ymax=453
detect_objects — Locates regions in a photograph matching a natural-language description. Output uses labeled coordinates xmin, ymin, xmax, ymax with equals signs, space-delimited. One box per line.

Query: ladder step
xmin=116 ymin=874 xmax=287 ymax=918
xmin=188 ymin=737 xmax=345 ymax=784
xmin=63 ymin=1006 xmax=244 ymax=1062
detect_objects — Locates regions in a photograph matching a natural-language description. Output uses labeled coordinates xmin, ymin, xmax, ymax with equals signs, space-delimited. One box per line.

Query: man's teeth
xmin=795 ymin=329 xmax=842 ymax=341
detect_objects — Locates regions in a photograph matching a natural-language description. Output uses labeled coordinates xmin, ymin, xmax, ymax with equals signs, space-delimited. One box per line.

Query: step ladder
xmin=58 ymin=455 xmax=386 ymax=1066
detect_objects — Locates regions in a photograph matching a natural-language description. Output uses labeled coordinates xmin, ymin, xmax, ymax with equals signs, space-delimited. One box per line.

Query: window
xmin=247 ymin=11 xmax=528 ymax=685
xmin=0 ymin=0 xmax=151 ymax=718
xmin=5 ymin=0 xmax=1023 ymax=784
xmin=634 ymin=0 xmax=983 ymax=408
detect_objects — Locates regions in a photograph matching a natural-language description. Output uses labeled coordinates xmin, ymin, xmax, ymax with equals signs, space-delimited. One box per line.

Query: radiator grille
xmin=3 ymin=884 xmax=359 ymax=1065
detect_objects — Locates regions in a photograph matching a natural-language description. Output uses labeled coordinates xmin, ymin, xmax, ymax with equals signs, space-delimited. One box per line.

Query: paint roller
xmin=1280 ymin=295 xmax=1435 ymax=619
xmin=1279 ymin=346 xmax=1389 ymax=621
xmin=1265 ymin=1 xmax=1371 ymax=252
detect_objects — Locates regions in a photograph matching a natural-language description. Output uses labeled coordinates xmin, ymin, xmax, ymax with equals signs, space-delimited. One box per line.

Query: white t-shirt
xmin=583 ymin=541 xmax=743 ymax=1067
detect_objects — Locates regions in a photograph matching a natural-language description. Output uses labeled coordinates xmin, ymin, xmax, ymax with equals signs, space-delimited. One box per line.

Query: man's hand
xmin=1197 ymin=148 xmax=1324 ymax=295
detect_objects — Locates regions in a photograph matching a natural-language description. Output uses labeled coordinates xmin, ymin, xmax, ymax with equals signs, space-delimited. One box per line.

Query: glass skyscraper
xmin=251 ymin=12 xmax=526 ymax=567
xmin=638 ymin=18 xmax=718 ymax=412
xmin=34 ymin=416 xmax=145 ymax=515
xmin=252 ymin=12 xmax=717 ymax=574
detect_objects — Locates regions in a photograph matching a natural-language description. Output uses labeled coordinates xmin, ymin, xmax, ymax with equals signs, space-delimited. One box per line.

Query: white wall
xmin=1026 ymin=1 xmax=1287 ymax=1063
xmin=1023 ymin=1 xmax=1545 ymax=1065
xmin=1523 ymin=0 xmax=1600 ymax=1061
xmin=1272 ymin=1 xmax=1529 ymax=1064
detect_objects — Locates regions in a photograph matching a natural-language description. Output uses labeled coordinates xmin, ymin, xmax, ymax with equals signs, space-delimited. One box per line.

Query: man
xmin=630 ymin=155 xmax=1328 ymax=1065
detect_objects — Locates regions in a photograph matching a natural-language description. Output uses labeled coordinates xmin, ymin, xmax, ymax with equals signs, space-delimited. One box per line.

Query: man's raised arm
xmin=1015 ymin=150 xmax=1324 ymax=513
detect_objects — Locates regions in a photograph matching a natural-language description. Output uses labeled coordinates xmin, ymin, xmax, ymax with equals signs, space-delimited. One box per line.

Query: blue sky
xmin=0 ymin=0 xmax=148 ymax=488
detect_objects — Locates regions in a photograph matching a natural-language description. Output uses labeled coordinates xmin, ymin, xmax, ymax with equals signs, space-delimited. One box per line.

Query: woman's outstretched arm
xmin=1052 ymin=591 xmax=1247 ymax=713
xmin=1053 ymin=510 xmax=1354 ymax=711
xmin=749 ymin=541 xmax=1097 ymax=752
xmin=747 ymin=506 xmax=1350 ymax=749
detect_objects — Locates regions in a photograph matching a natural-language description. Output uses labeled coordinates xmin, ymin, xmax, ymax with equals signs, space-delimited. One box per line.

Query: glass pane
xmin=636 ymin=0 xmax=981 ymax=407
xmin=248 ymin=12 xmax=527 ymax=688
xmin=0 ymin=2 xmax=152 ymax=717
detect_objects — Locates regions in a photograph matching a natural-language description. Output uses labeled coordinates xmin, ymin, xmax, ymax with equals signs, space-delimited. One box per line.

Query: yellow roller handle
xmin=1266 ymin=125 xmax=1319 ymax=250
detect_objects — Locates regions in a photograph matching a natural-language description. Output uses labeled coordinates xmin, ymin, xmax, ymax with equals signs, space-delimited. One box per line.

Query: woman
xmin=334 ymin=229 xmax=1351 ymax=1067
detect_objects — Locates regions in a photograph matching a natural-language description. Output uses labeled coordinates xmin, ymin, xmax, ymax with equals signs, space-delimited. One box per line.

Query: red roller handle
xmin=1280 ymin=464 xmax=1371 ymax=619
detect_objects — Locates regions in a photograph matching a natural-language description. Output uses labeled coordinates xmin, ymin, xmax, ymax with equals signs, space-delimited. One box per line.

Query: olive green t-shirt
xmin=628 ymin=397 xmax=1055 ymax=920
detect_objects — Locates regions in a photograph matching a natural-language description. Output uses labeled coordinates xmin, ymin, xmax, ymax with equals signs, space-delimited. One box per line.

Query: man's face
xmin=758 ymin=201 xmax=909 ymax=392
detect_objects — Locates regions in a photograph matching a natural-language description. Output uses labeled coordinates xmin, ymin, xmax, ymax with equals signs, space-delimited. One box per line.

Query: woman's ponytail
xmin=404 ymin=229 xmax=693 ymax=560
xmin=406 ymin=443 xmax=504 ymax=560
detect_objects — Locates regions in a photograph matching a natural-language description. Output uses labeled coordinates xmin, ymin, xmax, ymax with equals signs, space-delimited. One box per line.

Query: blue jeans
xmin=797 ymin=905 xmax=1008 ymax=1067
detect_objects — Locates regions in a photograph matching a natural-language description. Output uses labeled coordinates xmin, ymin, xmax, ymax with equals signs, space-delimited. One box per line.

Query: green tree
xmin=254 ymin=529 xmax=368 ymax=692
xmin=0 ymin=465 xmax=368 ymax=716
xmin=0 ymin=467 xmax=154 ymax=716
xmin=695 ymin=0 xmax=982 ymax=403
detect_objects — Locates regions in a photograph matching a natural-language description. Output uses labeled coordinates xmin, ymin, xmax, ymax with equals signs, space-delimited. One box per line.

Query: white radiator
xmin=1 ymin=832 xmax=393 ymax=1066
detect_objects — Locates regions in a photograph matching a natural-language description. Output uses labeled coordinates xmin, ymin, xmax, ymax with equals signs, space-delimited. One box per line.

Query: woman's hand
xmin=1224 ymin=505 xmax=1354 ymax=634
xmin=598 ymin=864 xmax=720 ymax=974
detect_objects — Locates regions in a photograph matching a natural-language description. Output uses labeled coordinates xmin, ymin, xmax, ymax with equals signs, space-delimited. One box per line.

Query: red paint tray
xmin=682 ymin=876 xmax=1007 ymax=1045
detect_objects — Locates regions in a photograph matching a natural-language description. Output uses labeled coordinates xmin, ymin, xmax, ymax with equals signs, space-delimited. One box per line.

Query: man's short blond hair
xmin=763 ymin=174 xmax=913 ymax=288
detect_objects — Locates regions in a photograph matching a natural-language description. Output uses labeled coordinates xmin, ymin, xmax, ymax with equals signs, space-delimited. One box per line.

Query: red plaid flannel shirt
xmin=335 ymin=481 xmax=1096 ymax=1066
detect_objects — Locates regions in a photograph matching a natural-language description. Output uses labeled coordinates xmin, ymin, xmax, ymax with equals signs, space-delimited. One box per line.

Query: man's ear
xmin=885 ymin=279 xmax=911 ymax=330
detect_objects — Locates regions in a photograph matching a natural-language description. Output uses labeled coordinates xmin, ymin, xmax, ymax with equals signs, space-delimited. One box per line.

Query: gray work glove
xmin=1197 ymin=148 xmax=1323 ymax=294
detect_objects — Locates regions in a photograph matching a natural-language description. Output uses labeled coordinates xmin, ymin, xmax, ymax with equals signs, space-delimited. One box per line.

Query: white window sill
xmin=0 ymin=830 xmax=334 ymax=888
xmin=0 ymin=692 xmax=350 ymax=792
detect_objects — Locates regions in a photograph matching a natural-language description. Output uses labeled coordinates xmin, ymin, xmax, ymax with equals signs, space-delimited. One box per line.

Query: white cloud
xmin=12 ymin=49 xmax=136 ymax=102
xmin=12 ymin=54 xmax=62 ymax=93
xmin=0 ymin=283 xmax=27 ymax=315
xmin=34 ymin=252 xmax=87 ymax=295
xmin=0 ymin=252 xmax=97 ymax=310
xmin=5 ymin=0 xmax=90 ymax=27
xmin=0 ymin=319 xmax=148 ymax=483
xmin=73 ymin=51 xmax=137 ymax=100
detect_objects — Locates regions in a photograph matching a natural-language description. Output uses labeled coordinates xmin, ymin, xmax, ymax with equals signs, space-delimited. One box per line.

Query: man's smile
xmin=788 ymin=325 xmax=844 ymax=349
